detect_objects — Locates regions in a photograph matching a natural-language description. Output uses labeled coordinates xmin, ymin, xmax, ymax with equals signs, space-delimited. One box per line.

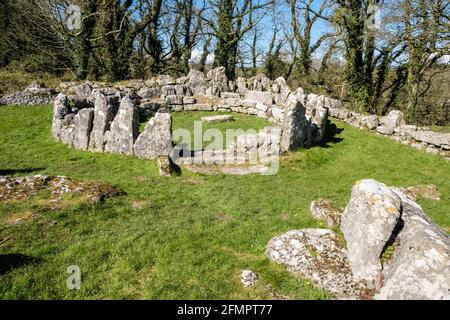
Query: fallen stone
xmin=266 ymin=229 xmax=366 ymax=298
xmin=411 ymin=131 xmax=450 ymax=147
xmin=201 ymin=115 xmax=234 ymax=123
xmin=375 ymin=188 xmax=450 ymax=300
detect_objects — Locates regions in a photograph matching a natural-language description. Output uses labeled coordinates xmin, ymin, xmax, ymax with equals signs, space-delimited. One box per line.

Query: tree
xmin=207 ymin=0 xmax=272 ymax=80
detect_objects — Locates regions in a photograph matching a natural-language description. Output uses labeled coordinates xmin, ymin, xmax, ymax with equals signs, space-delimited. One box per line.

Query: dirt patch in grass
xmin=0 ymin=175 xmax=125 ymax=209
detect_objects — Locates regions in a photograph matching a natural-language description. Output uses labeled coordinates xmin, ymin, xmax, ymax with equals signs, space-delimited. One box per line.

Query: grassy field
xmin=0 ymin=105 xmax=449 ymax=300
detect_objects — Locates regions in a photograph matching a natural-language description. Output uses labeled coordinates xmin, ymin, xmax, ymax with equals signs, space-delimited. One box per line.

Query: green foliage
xmin=0 ymin=106 xmax=449 ymax=299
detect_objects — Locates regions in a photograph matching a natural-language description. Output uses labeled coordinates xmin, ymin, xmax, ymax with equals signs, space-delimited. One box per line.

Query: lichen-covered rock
xmin=105 ymin=96 xmax=139 ymax=155
xmin=74 ymin=83 xmax=92 ymax=97
xmin=157 ymin=156 xmax=174 ymax=177
xmin=134 ymin=113 xmax=172 ymax=159
xmin=240 ymin=270 xmax=259 ymax=287
xmin=280 ymin=95 xmax=308 ymax=152
xmin=266 ymin=229 xmax=366 ymax=298
xmin=0 ymin=175 xmax=124 ymax=204
xmin=187 ymin=69 xmax=208 ymax=95
xmin=380 ymin=110 xmax=405 ymax=130
xmin=137 ymin=87 xmax=161 ymax=99
xmin=252 ymin=74 xmax=271 ymax=91
xmin=235 ymin=77 xmax=247 ymax=94
xmin=201 ymin=115 xmax=234 ymax=123
xmin=310 ymin=199 xmax=342 ymax=227
xmin=52 ymin=94 xmax=70 ymax=139
xmin=72 ymin=108 xmax=94 ymax=150
xmin=375 ymin=188 xmax=450 ymax=300
xmin=340 ymin=179 xmax=402 ymax=286
xmin=411 ymin=131 xmax=450 ymax=147
xmin=272 ymin=77 xmax=290 ymax=94
xmin=89 ymin=92 xmax=120 ymax=152
xmin=207 ymin=67 xmax=228 ymax=95
xmin=244 ymin=90 xmax=273 ymax=105
xmin=364 ymin=115 xmax=379 ymax=130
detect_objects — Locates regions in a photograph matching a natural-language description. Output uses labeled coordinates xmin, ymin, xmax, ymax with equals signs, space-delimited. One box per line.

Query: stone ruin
xmin=51 ymin=67 xmax=336 ymax=172
xmin=267 ymin=179 xmax=450 ymax=300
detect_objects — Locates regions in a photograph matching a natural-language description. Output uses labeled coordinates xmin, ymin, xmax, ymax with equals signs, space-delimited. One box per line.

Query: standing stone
xmin=52 ymin=94 xmax=70 ymax=139
xmin=187 ymin=69 xmax=208 ymax=95
xmin=89 ymin=93 xmax=119 ymax=152
xmin=134 ymin=113 xmax=173 ymax=159
xmin=280 ymin=95 xmax=308 ymax=152
xmin=73 ymin=108 xmax=94 ymax=150
xmin=236 ymin=77 xmax=247 ymax=94
xmin=105 ymin=96 xmax=139 ymax=155
xmin=252 ymin=74 xmax=271 ymax=91
xmin=207 ymin=67 xmax=229 ymax=95
xmin=340 ymin=179 xmax=402 ymax=286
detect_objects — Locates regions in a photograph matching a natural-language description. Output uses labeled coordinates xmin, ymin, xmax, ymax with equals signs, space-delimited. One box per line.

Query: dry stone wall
xmin=328 ymin=105 xmax=450 ymax=160
xmin=51 ymin=67 xmax=331 ymax=165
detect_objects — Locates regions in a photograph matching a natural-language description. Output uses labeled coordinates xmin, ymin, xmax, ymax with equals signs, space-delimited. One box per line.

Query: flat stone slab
xmin=266 ymin=229 xmax=366 ymax=298
xmin=181 ymin=164 xmax=269 ymax=175
xmin=201 ymin=115 xmax=234 ymax=123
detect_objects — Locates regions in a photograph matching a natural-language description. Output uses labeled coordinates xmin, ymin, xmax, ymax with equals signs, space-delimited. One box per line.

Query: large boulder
xmin=341 ymin=179 xmax=450 ymax=299
xmin=134 ymin=113 xmax=173 ymax=159
xmin=340 ymin=179 xmax=402 ymax=287
xmin=72 ymin=108 xmax=94 ymax=150
xmin=280 ymin=95 xmax=308 ymax=152
xmin=104 ymin=96 xmax=139 ymax=155
xmin=375 ymin=188 xmax=450 ymax=300
xmin=89 ymin=92 xmax=119 ymax=152
xmin=266 ymin=229 xmax=365 ymax=298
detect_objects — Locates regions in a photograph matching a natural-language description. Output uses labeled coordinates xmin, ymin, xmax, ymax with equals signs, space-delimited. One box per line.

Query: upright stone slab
xmin=134 ymin=113 xmax=173 ymax=159
xmin=340 ymin=179 xmax=401 ymax=286
xmin=89 ymin=92 xmax=119 ymax=152
xmin=280 ymin=95 xmax=308 ymax=152
xmin=105 ymin=96 xmax=139 ymax=155
xmin=73 ymin=108 xmax=94 ymax=150
xmin=206 ymin=67 xmax=228 ymax=95
xmin=52 ymin=94 xmax=70 ymax=139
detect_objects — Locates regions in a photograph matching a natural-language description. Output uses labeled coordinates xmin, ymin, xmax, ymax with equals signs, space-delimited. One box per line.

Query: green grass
xmin=139 ymin=111 xmax=272 ymax=150
xmin=0 ymin=105 xmax=449 ymax=299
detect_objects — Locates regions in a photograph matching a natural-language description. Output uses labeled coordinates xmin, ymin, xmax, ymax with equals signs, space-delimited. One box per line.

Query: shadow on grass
xmin=0 ymin=253 xmax=41 ymax=275
xmin=0 ymin=168 xmax=46 ymax=176
xmin=316 ymin=120 xmax=344 ymax=148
